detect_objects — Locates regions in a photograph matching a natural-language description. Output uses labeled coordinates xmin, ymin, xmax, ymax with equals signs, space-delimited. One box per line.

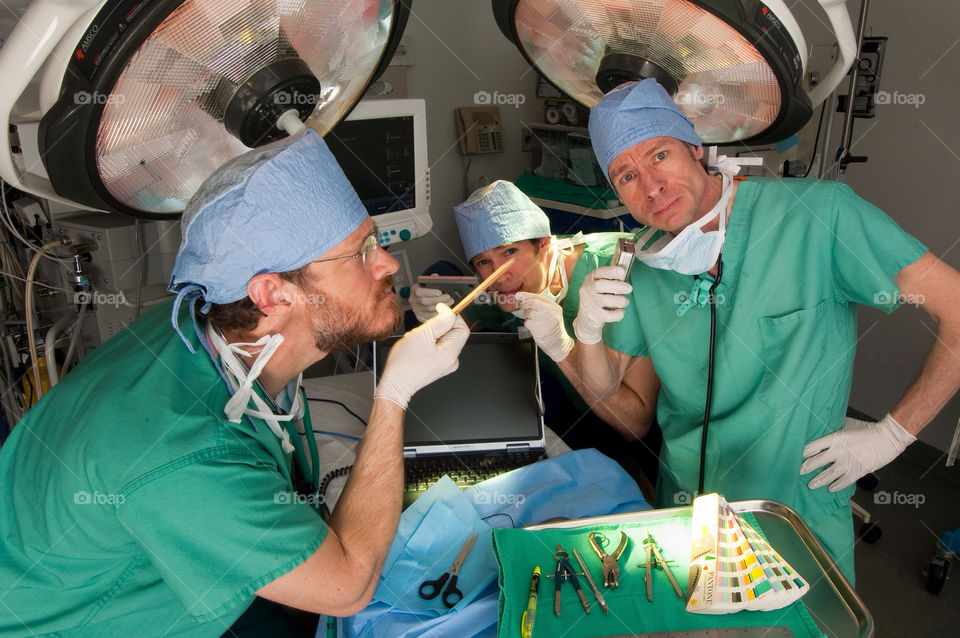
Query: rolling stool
xmin=926 ymin=528 xmax=958 ymax=594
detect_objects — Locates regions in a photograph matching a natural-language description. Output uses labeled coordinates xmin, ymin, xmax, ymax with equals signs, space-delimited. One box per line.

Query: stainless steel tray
xmin=525 ymin=499 xmax=873 ymax=638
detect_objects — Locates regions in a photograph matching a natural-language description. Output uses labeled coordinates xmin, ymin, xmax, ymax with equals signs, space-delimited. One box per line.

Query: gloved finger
xmin=418 ymin=302 xmax=458 ymax=339
xmin=433 ymin=316 xmax=470 ymax=373
xmin=599 ymin=307 xmax=625 ymax=323
xmin=431 ymin=304 xmax=471 ymax=347
xmin=595 ymin=292 xmax=630 ymax=309
xmin=801 ymin=433 xmax=836 ymax=460
xmin=436 ymin=311 xmax=470 ymax=345
xmin=592 ymin=265 xmax=628 ymax=281
xmin=799 ymin=448 xmax=835 ymax=475
xmin=806 ymin=463 xmax=843 ymax=490
xmin=827 ymin=475 xmax=856 ymax=492
xmin=412 ymin=284 xmax=445 ymax=299
xmin=516 ymin=292 xmax=554 ymax=313
xmin=591 ymin=277 xmax=633 ymax=296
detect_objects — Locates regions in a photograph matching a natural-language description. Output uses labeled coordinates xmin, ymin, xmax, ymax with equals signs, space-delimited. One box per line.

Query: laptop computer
xmin=373 ymin=331 xmax=547 ymax=506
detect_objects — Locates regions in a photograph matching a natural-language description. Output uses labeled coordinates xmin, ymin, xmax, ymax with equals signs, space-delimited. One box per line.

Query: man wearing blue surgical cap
xmin=571 ymin=78 xmax=960 ymax=584
xmin=412 ymin=180 xmax=661 ymax=493
xmin=0 ymin=129 xmax=469 ymax=636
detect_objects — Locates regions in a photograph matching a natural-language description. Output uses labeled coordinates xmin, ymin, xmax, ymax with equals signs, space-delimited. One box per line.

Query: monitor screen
xmin=324 ymin=98 xmax=431 ymax=245
xmin=373 ymin=332 xmax=545 ymax=453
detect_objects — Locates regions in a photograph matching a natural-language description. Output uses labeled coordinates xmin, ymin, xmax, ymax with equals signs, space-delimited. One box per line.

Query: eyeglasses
xmin=312 ymin=233 xmax=380 ymax=270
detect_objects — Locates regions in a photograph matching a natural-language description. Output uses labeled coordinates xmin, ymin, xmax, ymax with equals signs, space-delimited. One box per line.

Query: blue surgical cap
xmin=454 ymin=180 xmax=550 ymax=262
xmin=589 ymin=78 xmax=702 ymax=182
xmin=168 ymin=128 xmax=367 ymax=308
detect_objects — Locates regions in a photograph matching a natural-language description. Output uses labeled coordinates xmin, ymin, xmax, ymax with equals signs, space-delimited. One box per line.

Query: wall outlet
xmin=390 ymin=37 xmax=414 ymax=66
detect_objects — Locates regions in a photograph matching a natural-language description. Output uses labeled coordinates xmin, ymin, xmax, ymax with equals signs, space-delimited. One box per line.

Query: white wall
xmin=394 ymin=0 xmax=544 ymax=277
xmin=400 ymin=0 xmax=960 ymax=452
xmin=786 ymin=0 xmax=960 ymax=452
xmin=839 ymin=2 xmax=960 ymax=453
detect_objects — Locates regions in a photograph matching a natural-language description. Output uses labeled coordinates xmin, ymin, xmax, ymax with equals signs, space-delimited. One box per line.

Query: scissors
xmin=418 ymin=532 xmax=479 ymax=608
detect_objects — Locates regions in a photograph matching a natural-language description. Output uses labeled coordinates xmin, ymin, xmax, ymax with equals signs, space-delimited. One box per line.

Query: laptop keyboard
xmin=403 ymin=451 xmax=544 ymax=506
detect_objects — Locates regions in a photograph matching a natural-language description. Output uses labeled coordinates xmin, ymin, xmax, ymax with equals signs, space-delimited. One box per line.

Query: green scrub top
xmin=465 ymin=232 xmax=631 ymax=411
xmin=0 ymin=300 xmax=327 ymax=636
xmin=605 ymin=178 xmax=927 ymax=583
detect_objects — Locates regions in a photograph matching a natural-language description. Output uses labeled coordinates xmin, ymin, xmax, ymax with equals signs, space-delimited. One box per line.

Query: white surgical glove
xmin=514 ymin=292 xmax=575 ymax=362
xmin=571 ymin=265 xmax=633 ymax=345
xmin=410 ymin=284 xmax=455 ymax=323
xmin=375 ymin=304 xmax=469 ymax=409
xmin=800 ymin=413 xmax=916 ymax=492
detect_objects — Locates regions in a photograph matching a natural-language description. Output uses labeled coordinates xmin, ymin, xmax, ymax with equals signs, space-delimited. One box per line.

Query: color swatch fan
xmin=686 ymin=493 xmax=808 ymax=614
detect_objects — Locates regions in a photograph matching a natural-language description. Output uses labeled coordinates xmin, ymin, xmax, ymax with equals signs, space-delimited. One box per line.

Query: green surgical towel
xmin=492 ymin=514 xmax=825 ymax=638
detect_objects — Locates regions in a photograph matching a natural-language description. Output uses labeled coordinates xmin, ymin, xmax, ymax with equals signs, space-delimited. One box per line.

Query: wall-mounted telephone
xmin=455 ymin=106 xmax=505 ymax=154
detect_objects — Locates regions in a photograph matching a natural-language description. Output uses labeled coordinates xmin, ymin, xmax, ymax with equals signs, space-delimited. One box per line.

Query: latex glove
xmin=571 ymin=265 xmax=633 ymax=345
xmin=514 ymin=292 xmax=575 ymax=362
xmin=410 ymin=284 xmax=455 ymax=323
xmin=800 ymin=413 xmax=916 ymax=492
xmin=375 ymin=304 xmax=469 ymax=409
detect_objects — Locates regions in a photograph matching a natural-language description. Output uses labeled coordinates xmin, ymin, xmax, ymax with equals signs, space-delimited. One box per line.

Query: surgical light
xmin=0 ymin=0 xmax=410 ymax=219
xmin=492 ymin=0 xmax=856 ymax=145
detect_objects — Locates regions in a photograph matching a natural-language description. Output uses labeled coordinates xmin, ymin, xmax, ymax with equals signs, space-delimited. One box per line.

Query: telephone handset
xmin=455 ymin=106 xmax=505 ymax=154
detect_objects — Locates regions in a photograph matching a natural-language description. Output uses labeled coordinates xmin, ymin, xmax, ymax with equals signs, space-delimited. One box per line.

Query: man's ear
xmin=246 ymin=273 xmax=297 ymax=316
xmin=537 ymin=236 xmax=551 ymax=251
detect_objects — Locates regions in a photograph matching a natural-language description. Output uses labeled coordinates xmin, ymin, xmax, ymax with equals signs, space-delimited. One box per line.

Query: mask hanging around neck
xmin=207 ymin=325 xmax=297 ymax=454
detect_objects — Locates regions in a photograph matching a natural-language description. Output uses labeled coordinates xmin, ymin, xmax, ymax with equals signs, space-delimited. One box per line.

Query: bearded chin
xmin=311 ymin=292 xmax=404 ymax=352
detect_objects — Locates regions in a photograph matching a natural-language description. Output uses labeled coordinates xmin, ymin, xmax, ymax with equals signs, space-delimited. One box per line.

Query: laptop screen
xmin=374 ymin=332 xmax=545 ymax=450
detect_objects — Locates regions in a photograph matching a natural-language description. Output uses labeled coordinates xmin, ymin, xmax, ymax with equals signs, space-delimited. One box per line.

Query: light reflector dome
xmin=31 ymin=0 xmax=409 ymax=219
xmin=493 ymin=0 xmax=853 ymax=146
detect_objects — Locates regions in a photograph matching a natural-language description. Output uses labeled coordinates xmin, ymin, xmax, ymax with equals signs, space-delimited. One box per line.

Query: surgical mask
xmin=633 ymin=172 xmax=733 ymax=276
xmin=511 ymin=233 xmax=584 ymax=318
xmin=207 ymin=325 xmax=299 ymax=454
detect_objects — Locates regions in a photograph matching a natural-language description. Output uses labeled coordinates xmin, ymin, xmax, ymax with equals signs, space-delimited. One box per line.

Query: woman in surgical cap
xmin=411 ymin=180 xmax=660 ymax=496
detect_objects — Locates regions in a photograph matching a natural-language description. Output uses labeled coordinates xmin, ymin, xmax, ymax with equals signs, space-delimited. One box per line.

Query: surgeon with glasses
xmin=0 ymin=129 xmax=469 ymax=635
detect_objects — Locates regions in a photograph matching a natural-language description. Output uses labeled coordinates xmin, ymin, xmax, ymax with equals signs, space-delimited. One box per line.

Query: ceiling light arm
xmin=837 ymin=0 xmax=870 ymax=174
xmin=806 ymin=0 xmax=858 ymax=108
xmin=0 ymin=0 xmax=101 ymax=205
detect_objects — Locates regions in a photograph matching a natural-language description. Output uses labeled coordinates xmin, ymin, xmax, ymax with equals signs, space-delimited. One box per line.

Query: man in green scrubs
xmin=0 ymin=130 xmax=469 ymax=635
xmin=571 ymin=79 xmax=960 ymax=583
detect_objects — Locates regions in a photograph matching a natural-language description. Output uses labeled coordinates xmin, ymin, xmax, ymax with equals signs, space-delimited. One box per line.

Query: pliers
xmin=588 ymin=531 xmax=628 ymax=588
xmin=553 ymin=543 xmax=590 ymax=615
